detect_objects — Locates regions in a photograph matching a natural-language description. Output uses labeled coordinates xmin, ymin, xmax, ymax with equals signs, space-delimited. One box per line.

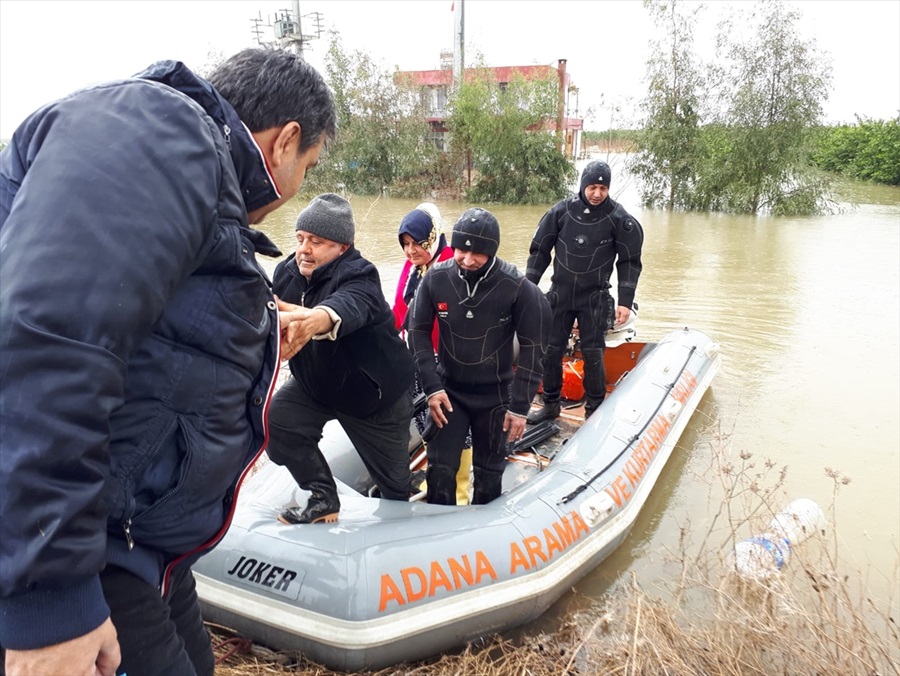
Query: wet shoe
xmin=526 ymin=401 xmax=561 ymax=424
xmin=278 ymin=491 xmax=340 ymax=525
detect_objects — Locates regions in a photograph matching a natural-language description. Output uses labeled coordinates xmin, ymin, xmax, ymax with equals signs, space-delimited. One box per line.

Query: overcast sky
xmin=1 ymin=0 xmax=898 ymax=139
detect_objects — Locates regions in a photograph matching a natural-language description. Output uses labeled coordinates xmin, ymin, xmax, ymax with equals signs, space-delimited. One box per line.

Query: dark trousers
xmin=267 ymin=377 xmax=412 ymax=501
xmin=426 ymin=381 xmax=509 ymax=504
xmin=542 ymin=293 xmax=609 ymax=411
xmin=104 ymin=563 xmax=214 ymax=676
xmin=0 ymin=564 xmax=212 ymax=676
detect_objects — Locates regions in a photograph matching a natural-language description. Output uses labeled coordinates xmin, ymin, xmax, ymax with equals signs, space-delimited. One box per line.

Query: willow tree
xmin=446 ymin=65 xmax=574 ymax=205
xmin=304 ymin=31 xmax=437 ymax=198
xmin=699 ymin=0 xmax=833 ymax=215
xmin=629 ymin=0 xmax=705 ymax=211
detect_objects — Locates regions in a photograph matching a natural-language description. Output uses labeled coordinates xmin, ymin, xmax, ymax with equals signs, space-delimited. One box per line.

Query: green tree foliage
xmin=302 ymin=32 xmax=441 ymax=198
xmin=631 ymin=0 xmax=833 ymax=215
xmin=813 ymin=117 xmax=900 ymax=186
xmin=446 ymin=66 xmax=575 ymax=205
xmin=699 ymin=0 xmax=833 ymax=215
xmin=629 ymin=0 xmax=705 ymax=211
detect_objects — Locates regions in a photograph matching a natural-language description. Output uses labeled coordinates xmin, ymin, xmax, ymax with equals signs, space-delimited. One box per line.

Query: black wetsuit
xmin=526 ymin=194 xmax=643 ymax=413
xmin=409 ymin=257 xmax=550 ymax=504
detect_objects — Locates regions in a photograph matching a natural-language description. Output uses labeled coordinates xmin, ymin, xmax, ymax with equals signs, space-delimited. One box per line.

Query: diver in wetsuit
xmin=525 ymin=160 xmax=644 ymax=422
xmin=408 ymin=208 xmax=550 ymax=505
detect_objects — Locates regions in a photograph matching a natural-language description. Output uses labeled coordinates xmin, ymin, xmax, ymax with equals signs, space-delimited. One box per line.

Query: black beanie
xmin=451 ymin=208 xmax=500 ymax=257
xmin=580 ymin=160 xmax=612 ymax=194
xmin=294 ymin=193 xmax=355 ymax=245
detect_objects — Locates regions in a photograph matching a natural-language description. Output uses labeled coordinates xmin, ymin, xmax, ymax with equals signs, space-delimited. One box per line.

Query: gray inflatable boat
xmin=193 ymin=327 xmax=720 ymax=671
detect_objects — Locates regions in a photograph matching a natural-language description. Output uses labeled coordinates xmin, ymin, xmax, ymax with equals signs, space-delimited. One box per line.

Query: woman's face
xmin=401 ymin=233 xmax=432 ymax=267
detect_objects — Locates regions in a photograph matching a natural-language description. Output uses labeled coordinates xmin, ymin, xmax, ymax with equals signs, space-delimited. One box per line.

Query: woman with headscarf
xmin=392 ymin=203 xmax=471 ymax=504
xmin=392 ymin=202 xmax=453 ymax=341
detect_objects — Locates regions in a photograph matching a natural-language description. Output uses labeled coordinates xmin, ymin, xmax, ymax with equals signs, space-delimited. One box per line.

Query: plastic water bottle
xmin=731 ymin=498 xmax=826 ymax=579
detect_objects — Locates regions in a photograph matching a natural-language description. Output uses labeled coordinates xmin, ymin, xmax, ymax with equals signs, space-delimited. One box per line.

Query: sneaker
xmin=278 ymin=491 xmax=340 ymax=525
xmin=526 ymin=401 xmax=561 ymax=425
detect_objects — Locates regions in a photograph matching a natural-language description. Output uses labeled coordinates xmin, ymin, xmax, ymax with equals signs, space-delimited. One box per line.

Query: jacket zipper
xmin=121 ymin=415 xmax=179 ymax=548
xmin=158 ymin=307 xmax=281 ymax=596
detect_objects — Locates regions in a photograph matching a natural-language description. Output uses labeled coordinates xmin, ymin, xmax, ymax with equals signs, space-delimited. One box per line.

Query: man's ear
xmin=270 ymin=121 xmax=302 ymax=168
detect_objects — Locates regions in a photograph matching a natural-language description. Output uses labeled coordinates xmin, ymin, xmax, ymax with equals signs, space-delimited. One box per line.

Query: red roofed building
xmin=394 ymin=56 xmax=583 ymax=158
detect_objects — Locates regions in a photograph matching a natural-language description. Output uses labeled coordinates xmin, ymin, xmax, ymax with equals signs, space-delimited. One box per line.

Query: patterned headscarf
xmin=398 ymin=203 xmax=446 ymax=304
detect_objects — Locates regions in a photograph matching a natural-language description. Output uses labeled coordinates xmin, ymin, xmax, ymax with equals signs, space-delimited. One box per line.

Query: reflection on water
xmin=258 ymin=175 xmax=900 ymax=613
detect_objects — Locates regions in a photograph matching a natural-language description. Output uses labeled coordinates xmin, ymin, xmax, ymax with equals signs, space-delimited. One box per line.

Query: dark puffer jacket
xmin=274 ymin=250 xmax=415 ymax=418
xmin=0 ymin=62 xmax=282 ymax=650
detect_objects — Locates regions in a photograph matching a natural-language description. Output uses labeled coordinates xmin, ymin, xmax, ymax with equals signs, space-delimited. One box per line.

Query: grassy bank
xmin=211 ymin=432 xmax=899 ymax=675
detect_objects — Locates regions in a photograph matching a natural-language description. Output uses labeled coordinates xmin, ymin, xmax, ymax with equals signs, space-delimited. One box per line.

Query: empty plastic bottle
xmin=731 ymin=497 xmax=826 ymax=579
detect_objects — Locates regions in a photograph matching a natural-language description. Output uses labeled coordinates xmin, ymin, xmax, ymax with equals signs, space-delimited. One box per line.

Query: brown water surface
xmin=257 ymin=163 xmax=900 ymax=621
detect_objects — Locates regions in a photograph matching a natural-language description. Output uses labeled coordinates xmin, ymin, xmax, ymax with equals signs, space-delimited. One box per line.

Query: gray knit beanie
xmin=294 ymin=193 xmax=355 ymax=245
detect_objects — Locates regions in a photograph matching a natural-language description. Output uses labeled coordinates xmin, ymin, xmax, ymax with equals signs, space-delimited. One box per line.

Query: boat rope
xmin=558 ymin=344 xmax=697 ymax=505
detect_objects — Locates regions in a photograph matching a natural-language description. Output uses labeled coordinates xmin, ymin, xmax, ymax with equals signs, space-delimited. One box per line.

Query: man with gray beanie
xmin=267 ymin=193 xmax=416 ymax=524
xmin=408 ymin=208 xmax=550 ymax=505
xmin=525 ymin=160 xmax=644 ymax=423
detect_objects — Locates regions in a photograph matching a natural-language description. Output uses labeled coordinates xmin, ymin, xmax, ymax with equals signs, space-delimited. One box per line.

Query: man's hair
xmin=208 ymin=48 xmax=337 ymax=154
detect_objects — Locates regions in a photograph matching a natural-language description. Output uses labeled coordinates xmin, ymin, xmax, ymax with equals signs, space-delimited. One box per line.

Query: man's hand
xmin=427 ymin=392 xmax=453 ymax=428
xmin=503 ymin=412 xmax=526 ymax=443
xmin=4 ymin=617 xmax=120 ymax=676
xmin=277 ymin=298 xmax=334 ymax=360
xmin=614 ymin=305 xmax=631 ymax=327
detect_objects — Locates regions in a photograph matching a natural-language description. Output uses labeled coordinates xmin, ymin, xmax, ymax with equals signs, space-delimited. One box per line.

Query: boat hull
xmin=194 ymin=328 xmax=721 ymax=670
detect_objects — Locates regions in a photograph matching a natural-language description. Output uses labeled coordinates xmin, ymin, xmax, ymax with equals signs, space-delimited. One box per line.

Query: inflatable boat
xmin=193 ymin=326 xmax=721 ymax=671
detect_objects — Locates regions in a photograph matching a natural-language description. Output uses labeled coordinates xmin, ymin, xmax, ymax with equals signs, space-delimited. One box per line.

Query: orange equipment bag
xmin=561 ymin=356 xmax=584 ymax=401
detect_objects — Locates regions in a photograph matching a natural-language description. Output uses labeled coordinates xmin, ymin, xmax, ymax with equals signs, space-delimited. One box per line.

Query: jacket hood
xmin=134 ymin=60 xmax=282 ymax=254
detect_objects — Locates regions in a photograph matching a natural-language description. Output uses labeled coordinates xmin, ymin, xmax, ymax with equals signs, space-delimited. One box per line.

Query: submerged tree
xmin=446 ymin=64 xmax=575 ymax=205
xmin=629 ymin=0 xmax=705 ymax=211
xmin=631 ymin=0 xmax=833 ymax=215
xmin=700 ymin=0 xmax=833 ymax=215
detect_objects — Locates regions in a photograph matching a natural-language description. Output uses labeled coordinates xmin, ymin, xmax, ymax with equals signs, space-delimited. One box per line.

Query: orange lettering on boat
xmin=474 ymin=551 xmax=497 ymax=583
xmin=570 ymin=510 xmax=590 ymax=538
xmin=429 ymin=560 xmax=454 ymax=596
xmin=554 ymin=517 xmax=576 ymax=547
xmin=509 ymin=542 xmax=531 ymax=573
xmin=401 ymin=567 xmax=427 ymax=603
xmin=448 ymin=554 xmax=474 ymax=589
xmin=543 ymin=527 xmax=565 ymax=559
xmin=378 ymin=574 xmax=406 ymax=612
xmin=622 ymin=457 xmax=642 ymax=488
xmin=613 ymin=476 xmax=631 ymax=503
xmin=523 ymin=535 xmax=548 ymax=567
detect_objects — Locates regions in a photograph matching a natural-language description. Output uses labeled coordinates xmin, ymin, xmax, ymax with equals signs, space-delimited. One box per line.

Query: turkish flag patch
xmin=437 ymin=302 xmax=448 ymax=311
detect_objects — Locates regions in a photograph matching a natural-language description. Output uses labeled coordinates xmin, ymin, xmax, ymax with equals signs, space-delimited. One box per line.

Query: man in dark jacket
xmin=408 ymin=208 xmax=550 ymax=505
xmin=525 ymin=160 xmax=644 ymax=423
xmin=0 ymin=49 xmax=336 ymax=676
xmin=268 ymin=193 xmax=416 ymax=525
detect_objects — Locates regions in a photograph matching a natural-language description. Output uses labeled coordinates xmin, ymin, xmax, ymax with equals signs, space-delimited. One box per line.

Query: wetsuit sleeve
xmin=509 ymin=279 xmax=551 ymax=415
xmin=614 ymin=214 xmax=644 ymax=309
xmin=407 ymin=275 xmax=443 ymax=396
xmin=525 ymin=205 xmax=560 ymax=284
xmin=0 ymin=85 xmax=222 ymax=650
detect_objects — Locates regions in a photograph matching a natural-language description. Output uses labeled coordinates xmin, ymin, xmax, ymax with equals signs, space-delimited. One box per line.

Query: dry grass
xmin=211 ymin=426 xmax=900 ymax=675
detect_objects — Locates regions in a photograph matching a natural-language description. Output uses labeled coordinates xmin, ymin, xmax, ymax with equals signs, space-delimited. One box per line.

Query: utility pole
xmin=452 ymin=0 xmax=464 ymax=89
xmin=253 ymin=4 xmax=324 ymax=59
xmin=292 ymin=0 xmax=303 ymax=58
